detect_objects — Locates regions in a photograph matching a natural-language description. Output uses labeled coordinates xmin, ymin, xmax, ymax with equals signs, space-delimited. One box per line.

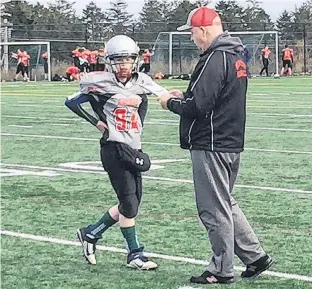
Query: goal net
xmin=152 ymin=31 xmax=279 ymax=76
xmin=0 ymin=41 xmax=51 ymax=81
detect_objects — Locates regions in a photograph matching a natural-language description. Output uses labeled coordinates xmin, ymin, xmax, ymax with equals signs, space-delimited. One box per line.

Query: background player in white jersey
xmin=65 ymin=35 xmax=167 ymax=270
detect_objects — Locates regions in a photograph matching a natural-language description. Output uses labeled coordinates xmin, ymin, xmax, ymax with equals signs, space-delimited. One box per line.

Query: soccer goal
xmin=152 ymin=31 xmax=279 ymax=76
xmin=0 ymin=41 xmax=51 ymax=81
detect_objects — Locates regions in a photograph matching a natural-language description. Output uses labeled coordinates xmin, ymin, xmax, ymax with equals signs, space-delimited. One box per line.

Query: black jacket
xmin=167 ymin=32 xmax=247 ymax=152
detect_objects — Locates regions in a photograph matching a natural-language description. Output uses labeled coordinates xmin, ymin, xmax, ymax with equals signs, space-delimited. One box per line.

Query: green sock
xmin=88 ymin=211 xmax=117 ymax=239
xmin=120 ymin=226 xmax=142 ymax=253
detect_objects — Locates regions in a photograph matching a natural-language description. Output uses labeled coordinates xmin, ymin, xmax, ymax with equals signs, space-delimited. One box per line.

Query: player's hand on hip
xmin=169 ymin=89 xmax=184 ymax=98
xmin=96 ymin=121 xmax=108 ymax=133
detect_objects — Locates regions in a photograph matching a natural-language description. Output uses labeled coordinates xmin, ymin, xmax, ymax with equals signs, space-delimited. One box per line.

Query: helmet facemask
xmin=108 ymin=53 xmax=138 ymax=79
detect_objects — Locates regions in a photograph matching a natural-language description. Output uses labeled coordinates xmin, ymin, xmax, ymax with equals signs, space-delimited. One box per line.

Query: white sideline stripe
xmin=2 ymin=163 xmax=312 ymax=195
xmin=2 ymin=133 xmax=312 ymax=155
xmin=12 ymin=104 xmax=41 ymax=107
xmin=247 ymin=100 xmax=312 ymax=104
xmin=145 ymin=121 xmax=312 ymax=133
xmin=248 ymin=112 xmax=312 ymax=118
xmin=1 ymin=230 xmax=312 ymax=282
xmin=246 ymin=126 xmax=312 ymax=133
xmin=3 ymin=113 xmax=312 ymax=121
xmin=2 ymin=115 xmax=80 ymax=121
xmin=50 ymin=123 xmax=70 ymax=126
xmin=247 ymin=105 xmax=312 ymax=109
xmin=10 ymin=102 xmax=312 ymax=112
xmin=3 ymin=114 xmax=312 ymax=132
xmin=11 ymin=104 xmax=65 ymax=108
xmin=8 ymin=125 xmax=33 ymax=128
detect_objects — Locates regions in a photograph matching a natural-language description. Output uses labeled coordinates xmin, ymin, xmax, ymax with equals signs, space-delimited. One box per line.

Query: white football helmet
xmin=105 ymin=35 xmax=140 ymax=78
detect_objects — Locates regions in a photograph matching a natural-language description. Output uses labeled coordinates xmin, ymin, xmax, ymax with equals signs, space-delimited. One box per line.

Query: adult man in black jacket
xmin=157 ymin=6 xmax=274 ymax=285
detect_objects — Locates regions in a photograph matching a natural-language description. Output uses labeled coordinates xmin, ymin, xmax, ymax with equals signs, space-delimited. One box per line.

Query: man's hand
xmin=157 ymin=93 xmax=172 ymax=110
xmin=96 ymin=121 xmax=108 ymax=133
xmin=169 ymin=89 xmax=184 ymax=98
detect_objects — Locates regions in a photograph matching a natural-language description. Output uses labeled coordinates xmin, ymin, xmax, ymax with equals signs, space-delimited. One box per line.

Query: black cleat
xmin=77 ymin=228 xmax=98 ymax=265
xmin=241 ymin=254 xmax=275 ymax=279
xmin=190 ymin=270 xmax=235 ymax=284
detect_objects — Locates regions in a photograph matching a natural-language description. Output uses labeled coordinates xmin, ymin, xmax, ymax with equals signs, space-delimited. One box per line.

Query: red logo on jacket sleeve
xmin=235 ymin=60 xmax=247 ymax=78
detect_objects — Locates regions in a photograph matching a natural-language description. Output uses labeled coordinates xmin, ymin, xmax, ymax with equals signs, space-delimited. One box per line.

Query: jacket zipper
xmin=188 ymin=119 xmax=196 ymax=149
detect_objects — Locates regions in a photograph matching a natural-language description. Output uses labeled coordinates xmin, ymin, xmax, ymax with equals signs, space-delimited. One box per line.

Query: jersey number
xmin=114 ymin=108 xmax=139 ymax=132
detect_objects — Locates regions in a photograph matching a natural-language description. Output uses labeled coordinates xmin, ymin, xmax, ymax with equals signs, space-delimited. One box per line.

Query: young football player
xmin=260 ymin=46 xmax=271 ymax=77
xmin=65 ymin=35 xmax=167 ymax=270
xmin=280 ymin=45 xmax=294 ymax=77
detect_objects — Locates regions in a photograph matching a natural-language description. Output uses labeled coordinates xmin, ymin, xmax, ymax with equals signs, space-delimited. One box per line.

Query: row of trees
xmin=1 ymin=0 xmax=311 ymax=43
xmin=0 ymin=0 xmax=311 ymax=69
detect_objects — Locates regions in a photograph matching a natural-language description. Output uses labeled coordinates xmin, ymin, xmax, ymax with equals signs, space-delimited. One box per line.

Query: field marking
xmin=248 ymin=112 xmax=312 ymax=118
xmin=247 ymin=100 xmax=312 ymax=104
xmin=145 ymin=120 xmax=312 ymax=133
xmin=10 ymin=98 xmax=312 ymax=105
xmin=11 ymin=104 xmax=65 ymax=108
xmin=3 ymin=114 xmax=312 ymax=133
xmin=2 ymin=133 xmax=312 ymax=156
xmin=1 ymin=230 xmax=312 ymax=282
xmin=42 ymin=99 xmax=64 ymax=103
xmin=2 ymin=163 xmax=312 ymax=195
xmin=49 ymin=123 xmax=70 ymax=126
xmin=8 ymin=125 xmax=33 ymax=128
xmin=2 ymin=115 xmax=80 ymax=121
xmin=247 ymin=105 xmax=312 ymax=109
xmin=0 ymin=168 xmax=61 ymax=178
xmin=3 ymin=112 xmax=312 ymax=121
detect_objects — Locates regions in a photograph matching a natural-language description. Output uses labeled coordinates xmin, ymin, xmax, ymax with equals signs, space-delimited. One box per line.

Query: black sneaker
xmin=241 ymin=254 xmax=275 ymax=279
xmin=190 ymin=270 xmax=235 ymax=284
xmin=77 ymin=228 xmax=98 ymax=265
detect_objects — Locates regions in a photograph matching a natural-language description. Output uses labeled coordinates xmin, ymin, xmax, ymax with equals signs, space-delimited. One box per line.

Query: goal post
xmin=1 ymin=41 xmax=51 ymax=81
xmin=152 ymin=31 xmax=279 ymax=76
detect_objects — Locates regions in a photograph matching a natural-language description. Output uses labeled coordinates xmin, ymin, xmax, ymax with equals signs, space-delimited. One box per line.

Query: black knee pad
xmin=118 ymin=194 xmax=139 ymax=219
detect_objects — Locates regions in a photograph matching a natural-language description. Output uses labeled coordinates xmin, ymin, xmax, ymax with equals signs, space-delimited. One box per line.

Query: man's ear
xmin=200 ymin=27 xmax=206 ymax=35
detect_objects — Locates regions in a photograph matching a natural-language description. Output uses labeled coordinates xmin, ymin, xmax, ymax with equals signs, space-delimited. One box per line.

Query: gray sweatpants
xmin=190 ymin=150 xmax=265 ymax=277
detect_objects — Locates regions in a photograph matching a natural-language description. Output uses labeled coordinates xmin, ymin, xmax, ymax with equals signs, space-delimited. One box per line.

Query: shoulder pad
xmin=79 ymin=72 xmax=116 ymax=94
xmin=136 ymin=72 xmax=168 ymax=96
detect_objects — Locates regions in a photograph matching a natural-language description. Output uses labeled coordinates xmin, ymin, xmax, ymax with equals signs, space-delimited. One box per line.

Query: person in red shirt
xmin=79 ymin=48 xmax=90 ymax=73
xmin=12 ymin=49 xmax=29 ymax=81
xmin=260 ymin=46 xmax=271 ymax=77
xmin=96 ymin=48 xmax=106 ymax=71
xmin=72 ymin=47 xmax=80 ymax=68
xmin=88 ymin=50 xmax=98 ymax=72
xmin=142 ymin=49 xmax=151 ymax=74
xmin=42 ymin=51 xmax=48 ymax=80
xmin=65 ymin=66 xmax=80 ymax=82
xmin=12 ymin=49 xmax=24 ymax=81
xmin=280 ymin=45 xmax=294 ymax=76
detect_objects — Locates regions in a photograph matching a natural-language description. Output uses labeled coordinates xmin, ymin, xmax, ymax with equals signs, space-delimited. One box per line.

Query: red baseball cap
xmin=177 ymin=6 xmax=221 ymax=31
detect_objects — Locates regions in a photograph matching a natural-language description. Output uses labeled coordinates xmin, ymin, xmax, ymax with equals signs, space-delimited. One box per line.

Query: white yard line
xmin=146 ymin=120 xmax=312 ymax=132
xmin=247 ymin=105 xmax=312 ymax=109
xmin=2 ymin=163 xmax=312 ymax=195
xmin=8 ymin=125 xmax=33 ymax=128
xmin=2 ymin=133 xmax=312 ymax=156
xmin=11 ymin=104 xmax=42 ymax=107
xmin=1 ymin=229 xmax=311 ymax=282
xmin=2 ymin=115 xmax=80 ymax=121
xmin=248 ymin=112 xmax=312 ymax=118
xmin=247 ymin=100 xmax=312 ymax=104
xmin=49 ymin=123 xmax=70 ymax=126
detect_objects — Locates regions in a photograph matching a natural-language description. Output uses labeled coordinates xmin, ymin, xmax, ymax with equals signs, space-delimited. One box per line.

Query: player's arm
xmin=138 ymin=94 xmax=148 ymax=125
xmin=139 ymin=74 xmax=169 ymax=96
xmin=65 ymin=92 xmax=98 ymax=126
xmin=167 ymin=52 xmax=224 ymax=118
